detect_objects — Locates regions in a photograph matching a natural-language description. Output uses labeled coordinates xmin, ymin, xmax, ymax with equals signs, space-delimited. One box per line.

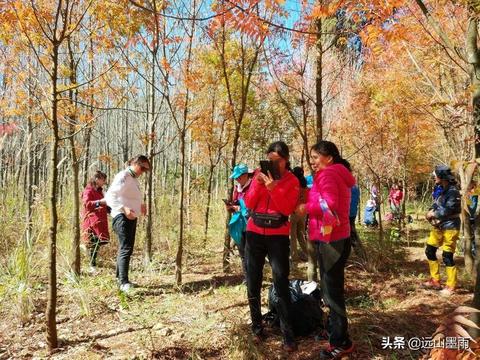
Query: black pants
xmin=113 ymin=214 xmax=137 ymax=285
xmin=349 ymin=217 xmax=358 ymax=247
xmin=88 ymin=233 xmax=101 ymax=267
xmin=238 ymin=231 xmax=247 ymax=276
xmin=245 ymin=231 xmax=294 ymax=341
xmin=316 ymin=237 xmax=352 ymax=347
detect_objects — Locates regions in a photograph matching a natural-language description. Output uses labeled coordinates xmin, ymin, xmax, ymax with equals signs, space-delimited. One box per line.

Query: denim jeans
xmin=245 ymin=231 xmax=294 ymax=342
xmin=113 ymin=214 xmax=137 ymax=284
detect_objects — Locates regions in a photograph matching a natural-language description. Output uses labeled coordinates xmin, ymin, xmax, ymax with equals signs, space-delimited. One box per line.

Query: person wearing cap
xmin=105 ymin=155 xmax=150 ymax=293
xmin=424 ymin=165 xmax=461 ymax=296
xmin=227 ymin=164 xmax=254 ymax=275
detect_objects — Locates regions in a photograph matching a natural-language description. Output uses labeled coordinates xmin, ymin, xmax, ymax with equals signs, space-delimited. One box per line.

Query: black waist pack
xmin=252 ymin=212 xmax=288 ymax=228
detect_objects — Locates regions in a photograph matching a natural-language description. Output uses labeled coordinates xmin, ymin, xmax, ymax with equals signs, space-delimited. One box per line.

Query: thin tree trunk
xmin=469 ymin=15 xmax=480 ymax=324
xmin=176 ymin=131 xmax=186 ymax=285
xmin=376 ymin=180 xmax=384 ymax=242
xmin=82 ymin=32 xmax=95 ymax=188
xmin=315 ymin=12 xmax=323 ymax=143
xmin=46 ymin=41 xmax=60 ymax=352
xmin=68 ymin=37 xmax=81 ymax=276
xmin=204 ymin=164 xmax=215 ymax=243
xmin=26 ymin=87 xmax=34 ymax=246
xmin=175 ymin=0 xmax=196 ymax=285
xmin=144 ymin=42 xmax=157 ymax=266
xmin=82 ymin=126 xmax=92 ymax=188
xmin=186 ymin=133 xmax=193 ymax=232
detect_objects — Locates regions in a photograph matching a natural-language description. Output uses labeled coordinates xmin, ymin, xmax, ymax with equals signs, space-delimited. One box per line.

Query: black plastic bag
xmin=263 ymin=279 xmax=324 ymax=337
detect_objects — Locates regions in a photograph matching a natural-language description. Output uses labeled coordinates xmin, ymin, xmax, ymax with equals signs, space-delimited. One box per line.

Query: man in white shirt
xmin=105 ymin=155 xmax=150 ymax=292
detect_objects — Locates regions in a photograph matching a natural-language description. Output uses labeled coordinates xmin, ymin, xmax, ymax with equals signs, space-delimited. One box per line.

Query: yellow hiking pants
xmin=426 ymin=228 xmax=459 ymax=288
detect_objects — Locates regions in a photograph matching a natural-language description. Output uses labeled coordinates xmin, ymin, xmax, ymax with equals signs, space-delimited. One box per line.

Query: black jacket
xmin=431 ymin=183 xmax=461 ymax=230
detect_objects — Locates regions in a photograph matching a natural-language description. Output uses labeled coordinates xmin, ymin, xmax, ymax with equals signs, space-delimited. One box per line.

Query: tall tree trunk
xmin=204 ymin=163 xmax=215 ymax=243
xmin=82 ymin=32 xmax=95 ymax=188
xmin=175 ymin=0 xmax=196 ymax=285
xmin=82 ymin=126 xmax=92 ymax=188
xmin=144 ymin=44 xmax=157 ymax=266
xmin=465 ymin=16 xmax=479 ymax=279
xmin=69 ymin=136 xmax=81 ymax=275
xmin=220 ymin=28 xmax=260 ymax=273
xmin=186 ymin=134 xmax=193 ymax=232
xmin=315 ymin=11 xmax=323 ymax=142
xmin=467 ymin=16 xmax=480 ymax=333
xmin=26 ymin=89 xmax=34 ymax=246
xmin=46 ymin=41 xmax=60 ymax=352
xmin=176 ymin=132 xmax=186 ymax=285
xmin=68 ymin=37 xmax=81 ymax=276
xmin=376 ymin=180 xmax=384 ymax=242
xmin=223 ymin=127 xmax=240 ymax=273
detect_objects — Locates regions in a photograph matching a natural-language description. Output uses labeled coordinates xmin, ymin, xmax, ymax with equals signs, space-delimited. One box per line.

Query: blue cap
xmin=230 ymin=164 xmax=250 ymax=179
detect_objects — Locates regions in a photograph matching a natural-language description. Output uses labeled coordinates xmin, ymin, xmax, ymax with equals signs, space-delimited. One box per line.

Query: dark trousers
xmin=316 ymin=237 xmax=352 ymax=347
xmin=88 ymin=233 xmax=101 ymax=267
xmin=470 ymin=217 xmax=477 ymax=257
xmin=349 ymin=217 xmax=358 ymax=247
xmin=238 ymin=231 xmax=247 ymax=275
xmin=113 ymin=214 xmax=137 ymax=284
xmin=245 ymin=231 xmax=294 ymax=341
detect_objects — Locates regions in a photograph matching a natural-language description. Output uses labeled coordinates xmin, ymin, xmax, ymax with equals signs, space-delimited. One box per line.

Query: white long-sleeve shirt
xmin=105 ymin=168 xmax=142 ymax=219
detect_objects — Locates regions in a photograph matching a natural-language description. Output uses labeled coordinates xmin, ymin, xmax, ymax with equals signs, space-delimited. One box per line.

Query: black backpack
xmin=264 ymin=279 xmax=324 ymax=337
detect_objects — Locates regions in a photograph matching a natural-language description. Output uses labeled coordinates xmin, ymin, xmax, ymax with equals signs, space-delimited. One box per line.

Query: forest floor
xmin=0 ymin=223 xmax=478 ymax=359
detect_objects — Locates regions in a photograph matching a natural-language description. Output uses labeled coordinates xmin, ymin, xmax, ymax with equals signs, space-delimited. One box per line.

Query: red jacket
xmin=389 ymin=189 xmax=403 ymax=207
xmin=81 ymin=185 xmax=110 ymax=242
xmin=306 ymin=164 xmax=356 ymax=243
xmin=245 ymin=170 xmax=300 ymax=236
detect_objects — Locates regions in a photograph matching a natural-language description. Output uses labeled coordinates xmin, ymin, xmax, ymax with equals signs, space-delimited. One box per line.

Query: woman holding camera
xmin=244 ymin=141 xmax=300 ymax=352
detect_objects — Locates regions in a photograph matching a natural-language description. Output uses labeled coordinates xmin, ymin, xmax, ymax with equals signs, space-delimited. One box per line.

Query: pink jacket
xmin=245 ymin=170 xmax=300 ymax=236
xmin=306 ymin=164 xmax=356 ymax=243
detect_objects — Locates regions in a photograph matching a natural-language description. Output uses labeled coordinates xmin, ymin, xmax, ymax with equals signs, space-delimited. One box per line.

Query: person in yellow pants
xmin=424 ymin=165 xmax=461 ymax=296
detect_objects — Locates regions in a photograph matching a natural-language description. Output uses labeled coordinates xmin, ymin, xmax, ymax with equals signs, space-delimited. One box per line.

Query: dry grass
xmin=0 ymin=200 xmax=477 ymax=359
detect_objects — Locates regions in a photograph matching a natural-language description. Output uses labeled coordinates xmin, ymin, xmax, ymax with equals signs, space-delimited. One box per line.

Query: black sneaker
xmin=251 ymin=324 xmax=265 ymax=341
xmin=320 ymin=342 xmax=354 ymax=359
xmin=315 ymin=329 xmax=329 ymax=341
xmin=283 ymin=339 xmax=298 ymax=352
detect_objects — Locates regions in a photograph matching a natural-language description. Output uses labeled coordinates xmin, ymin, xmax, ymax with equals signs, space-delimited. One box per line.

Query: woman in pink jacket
xmin=244 ymin=141 xmax=300 ymax=352
xmin=298 ymin=141 xmax=355 ymax=359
